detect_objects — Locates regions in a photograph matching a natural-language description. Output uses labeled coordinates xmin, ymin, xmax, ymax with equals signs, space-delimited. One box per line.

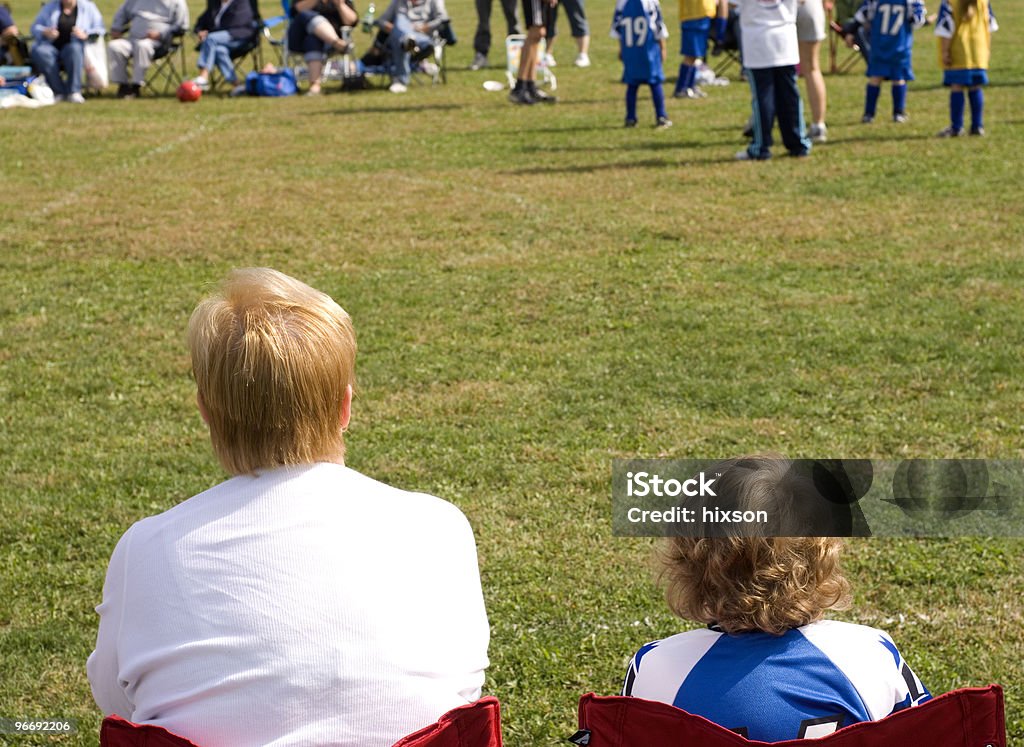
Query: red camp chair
xmin=100 ymin=696 xmax=502 ymax=747
xmin=573 ymin=686 xmax=1005 ymax=747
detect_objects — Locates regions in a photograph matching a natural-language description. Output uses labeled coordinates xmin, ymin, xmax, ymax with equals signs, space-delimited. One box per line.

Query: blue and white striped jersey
xmin=623 ymin=620 xmax=930 ymax=742
xmin=854 ymin=0 xmax=927 ymax=67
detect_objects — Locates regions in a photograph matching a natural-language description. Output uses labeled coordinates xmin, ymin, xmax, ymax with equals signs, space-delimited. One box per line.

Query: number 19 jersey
xmin=611 ymin=0 xmax=669 ymax=84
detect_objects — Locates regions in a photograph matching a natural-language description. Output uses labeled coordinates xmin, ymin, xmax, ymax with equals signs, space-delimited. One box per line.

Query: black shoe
xmin=893 ymin=112 xmax=909 ymax=123
xmin=654 ymin=116 xmax=673 ymax=129
xmin=116 ymin=83 xmax=132 ymax=98
xmin=624 ymin=118 xmax=637 ymax=128
xmin=937 ymin=125 xmax=964 ymax=138
xmin=529 ymin=87 xmax=557 ymax=104
xmin=508 ymin=87 xmax=534 ymax=105
xmin=862 ymin=114 xmax=874 ymax=123
xmin=970 ymin=126 xmax=986 ymax=136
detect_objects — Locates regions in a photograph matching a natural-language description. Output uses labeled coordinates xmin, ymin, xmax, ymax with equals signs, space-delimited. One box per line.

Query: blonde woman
xmin=88 ymin=269 xmax=490 ymax=747
xmin=623 ymin=457 xmax=931 ymax=741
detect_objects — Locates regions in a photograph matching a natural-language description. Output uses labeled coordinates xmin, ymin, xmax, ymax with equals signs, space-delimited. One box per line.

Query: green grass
xmin=1 ymin=0 xmax=1023 ymax=743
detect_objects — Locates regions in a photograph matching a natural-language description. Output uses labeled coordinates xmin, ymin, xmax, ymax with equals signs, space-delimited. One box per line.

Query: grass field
xmin=1 ymin=0 xmax=1023 ymax=743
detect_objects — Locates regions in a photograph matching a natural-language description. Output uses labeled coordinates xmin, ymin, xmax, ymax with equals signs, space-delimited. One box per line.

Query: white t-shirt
xmin=87 ymin=462 xmax=490 ymax=747
xmin=735 ymin=0 xmax=800 ymax=69
xmin=623 ymin=619 xmax=930 ymax=742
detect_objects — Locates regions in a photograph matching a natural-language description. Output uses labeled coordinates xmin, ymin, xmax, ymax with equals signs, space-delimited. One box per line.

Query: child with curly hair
xmin=622 ymin=457 xmax=931 ymax=741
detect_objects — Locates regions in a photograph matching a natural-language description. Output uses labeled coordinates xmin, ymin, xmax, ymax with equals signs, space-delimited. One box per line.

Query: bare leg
xmin=798 ymin=39 xmax=825 ymax=126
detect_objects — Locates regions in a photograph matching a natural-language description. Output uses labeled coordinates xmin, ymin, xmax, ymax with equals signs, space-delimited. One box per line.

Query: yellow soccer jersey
xmin=935 ymin=0 xmax=996 ymax=71
xmin=679 ymin=0 xmax=717 ymax=23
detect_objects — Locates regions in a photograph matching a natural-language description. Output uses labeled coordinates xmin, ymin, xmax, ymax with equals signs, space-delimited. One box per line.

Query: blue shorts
xmin=866 ymin=60 xmax=914 ymax=81
xmin=943 ymin=69 xmax=988 ymax=87
xmin=680 ymin=17 xmax=710 ymax=59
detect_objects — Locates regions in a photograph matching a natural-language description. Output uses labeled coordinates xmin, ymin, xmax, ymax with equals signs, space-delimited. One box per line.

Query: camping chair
xmin=571 ymin=686 xmax=1005 ymax=747
xmin=100 ymin=696 xmax=503 ymax=747
xmin=266 ymin=0 xmax=357 ymax=91
xmin=709 ymin=8 xmax=740 ymax=79
xmin=144 ymin=29 xmax=188 ymax=95
xmin=828 ymin=1 xmax=866 ymax=74
xmin=357 ymin=20 xmax=452 ymax=87
xmin=504 ymin=33 xmax=555 ymax=91
xmin=204 ymin=0 xmax=267 ymax=91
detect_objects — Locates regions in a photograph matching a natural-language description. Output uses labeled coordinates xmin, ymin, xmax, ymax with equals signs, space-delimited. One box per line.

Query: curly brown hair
xmin=658 ymin=457 xmax=852 ymax=635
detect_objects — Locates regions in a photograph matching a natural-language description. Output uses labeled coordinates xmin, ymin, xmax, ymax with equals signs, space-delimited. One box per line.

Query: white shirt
xmin=87 ymin=463 xmax=490 ymax=747
xmin=735 ymin=0 xmax=799 ymax=69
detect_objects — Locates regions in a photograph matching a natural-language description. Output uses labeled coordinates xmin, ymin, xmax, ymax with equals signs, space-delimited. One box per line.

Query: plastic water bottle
xmin=362 ymin=3 xmax=376 ymax=33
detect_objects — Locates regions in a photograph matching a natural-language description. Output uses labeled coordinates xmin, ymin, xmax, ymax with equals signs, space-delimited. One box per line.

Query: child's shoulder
xmin=798 ymin=619 xmax=906 ymax=668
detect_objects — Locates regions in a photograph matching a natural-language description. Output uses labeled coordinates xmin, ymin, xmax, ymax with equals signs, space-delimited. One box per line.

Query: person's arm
xmin=0 ymin=6 xmax=18 ymax=38
xmin=934 ymin=0 xmax=953 ymax=66
xmin=86 ymin=527 xmax=136 ymax=719
xmin=335 ymin=0 xmax=357 ymax=27
xmin=30 ymin=3 xmax=57 ymax=41
xmin=109 ymin=1 xmax=128 ymax=37
xmin=424 ymin=0 xmax=448 ymax=32
xmin=375 ymin=0 xmax=397 ymax=34
xmin=194 ymin=0 xmax=213 ymax=34
xmin=79 ymin=0 xmax=105 ymax=37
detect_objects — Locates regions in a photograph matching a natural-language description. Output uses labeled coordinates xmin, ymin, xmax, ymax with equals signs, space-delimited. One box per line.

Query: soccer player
xmin=853 ymin=0 xmax=927 ymax=124
xmin=734 ymin=0 xmax=811 ymax=160
xmin=611 ymin=0 xmax=671 ymax=128
xmin=674 ymin=0 xmax=727 ymax=99
xmin=622 ymin=457 xmax=932 ymax=741
xmin=509 ymin=0 xmax=558 ymax=103
xmin=934 ymin=0 xmax=997 ymax=137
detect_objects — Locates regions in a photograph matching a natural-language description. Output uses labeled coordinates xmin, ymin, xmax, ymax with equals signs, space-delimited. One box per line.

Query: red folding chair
xmin=573 ymin=686 xmax=1005 ymax=747
xmin=100 ymin=697 xmax=502 ymax=747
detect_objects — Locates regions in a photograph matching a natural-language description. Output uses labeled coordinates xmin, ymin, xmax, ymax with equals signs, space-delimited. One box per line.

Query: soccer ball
xmin=177 ymin=80 xmax=202 ymax=102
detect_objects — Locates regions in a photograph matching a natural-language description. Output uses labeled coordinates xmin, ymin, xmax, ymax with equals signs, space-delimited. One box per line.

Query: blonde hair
xmin=659 ymin=457 xmax=852 ymax=635
xmin=188 ymin=268 xmax=356 ymax=475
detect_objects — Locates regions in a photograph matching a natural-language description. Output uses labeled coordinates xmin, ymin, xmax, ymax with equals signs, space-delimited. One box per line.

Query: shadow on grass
xmin=828 ymin=131 xmax=939 ymax=144
xmin=520 ymin=138 xmax=728 ymax=154
xmin=502 ymin=154 xmax=733 ymax=174
xmin=309 ymin=103 xmax=462 ymax=115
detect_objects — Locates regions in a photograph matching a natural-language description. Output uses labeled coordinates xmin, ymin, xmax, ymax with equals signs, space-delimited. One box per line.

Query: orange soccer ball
xmin=177 ymin=80 xmax=202 ymax=102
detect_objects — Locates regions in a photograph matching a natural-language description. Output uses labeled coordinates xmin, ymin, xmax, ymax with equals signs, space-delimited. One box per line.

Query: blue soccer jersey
xmin=855 ymin=0 xmax=926 ymax=75
xmin=623 ymin=620 xmax=931 ymax=742
xmin=611 ymin=0 xmax=669 ymax=84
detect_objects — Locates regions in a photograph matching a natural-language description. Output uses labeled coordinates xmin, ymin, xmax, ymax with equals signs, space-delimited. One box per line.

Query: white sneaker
xmin=543 ymin=52 xmax=556 ymax=67
xmin=388 ymin=81 xmax=408 ymax=93
xmin=574 ymin=52 xmax=590 ymax=67
xmin=469 ymin=52 xmax=487 ymax=70
xmin=419 ymin=60 xmax=439 ymax=76
xmin=809 ymin=122 xmax=827 ymax=143
xmin=66 ymin=92 xmax=85 ymax=104
xmin=193 ymin=76 xmax=210 ymax=91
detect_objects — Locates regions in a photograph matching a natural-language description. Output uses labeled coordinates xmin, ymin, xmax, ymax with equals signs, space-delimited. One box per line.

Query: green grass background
xmin=1 ymin=0 xmax=1022 ymax=743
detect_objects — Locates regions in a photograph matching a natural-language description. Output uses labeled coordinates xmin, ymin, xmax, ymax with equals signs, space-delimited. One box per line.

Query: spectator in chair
xmin=377 ymin=0 xmax=448 ymax=93
xmin=623 ymin=456 xmax=931 ymax=741
xmin=286 ymin=0 xmax=356 ymax=95
xmin=87 ymin=268 xmax=491 ymax=747
xmin=1 ymin=2 xmax=23 ymax=70
xmin=108 ymin=0 xmax=189 ymax=98
xmin=30 ymin=0 xmax=105 ymax=103
xmin=191 ymin=0 xmax=258 ymax=91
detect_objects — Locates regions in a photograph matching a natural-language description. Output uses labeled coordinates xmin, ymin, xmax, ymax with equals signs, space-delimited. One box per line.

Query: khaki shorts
xmin=796 ymin=0 xmax=826 ymax=43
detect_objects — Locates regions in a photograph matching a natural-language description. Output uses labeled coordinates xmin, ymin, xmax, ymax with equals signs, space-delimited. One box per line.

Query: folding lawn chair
xmin=709 ymin=8 xmax=740 ymax=79
xmin=571 ymin=686 xmax=1006 ymax=747
xmin=828 ymin=0 xmax=867 ymax=74
xmin=100 ymin=697 xmax=503 ymax=747
xmin=144 ymin=29 xmax=188 ymax=95
xmin=504 ymin=33 xmax=554 ymax=91
xmin=356 ymin=20 xmax=452 ymax=88
xmin=266 ymin=0 xmax=358 ymax=91
xmin=204 ymin=0 xmax=268 ymax=90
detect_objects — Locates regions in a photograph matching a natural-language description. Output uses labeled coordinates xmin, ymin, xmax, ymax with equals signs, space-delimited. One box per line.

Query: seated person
xmin=623 ymin=456 xmax=931 ymax=742
xmin=108 ymin=0 xmax=189 ymax=98
xmin=286 ymin=0 xmax=356 ymax=94
xmin=1 ymin=2 xmax=27 ymax=68
xmin=29 ymin=0 xmax=105 ymax=103
xmin=192 ymin=0 xmax=258 ymax=90
xmin=87 ymin=268 xmax=490 ymax=747
xmin=376 ymin=0 xmax=448 ymax=93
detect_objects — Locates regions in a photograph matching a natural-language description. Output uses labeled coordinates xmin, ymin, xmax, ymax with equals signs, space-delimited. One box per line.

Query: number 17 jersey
xmin=611 ymin=0 xmax=669 ymax=84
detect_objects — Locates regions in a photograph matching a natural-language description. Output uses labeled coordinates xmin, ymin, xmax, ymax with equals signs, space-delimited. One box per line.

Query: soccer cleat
xmin=808 ymin=123 xmax=827 ymax=143
xmin=893 ymin=112 xmax=909 ymax=123
xmin=624 ymin=118 xmax=638 ymax=128
xmin=388 ymin=81 xmax=408 ymax=93
xmin=508 ymin=87 xmax=534 ymax=105
xmin=970 ymin=126 xmax=986 ymax=136
xmin=574 ymin=53 xmax=591 ymax=68
xmin=530 ymin=87 xmax=557 ymax=104
xmin=861 ymin=114 xmax=873 ymax=123
xmin=674 ymin=87 xmax=701 ymax=100
xmin=937 ymin=126 xmax=964 ymax=137
xmin=469 ymin=52 xmax=488 ymax=70
xmin=655 ymin=116 xmax=673 ymax=129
